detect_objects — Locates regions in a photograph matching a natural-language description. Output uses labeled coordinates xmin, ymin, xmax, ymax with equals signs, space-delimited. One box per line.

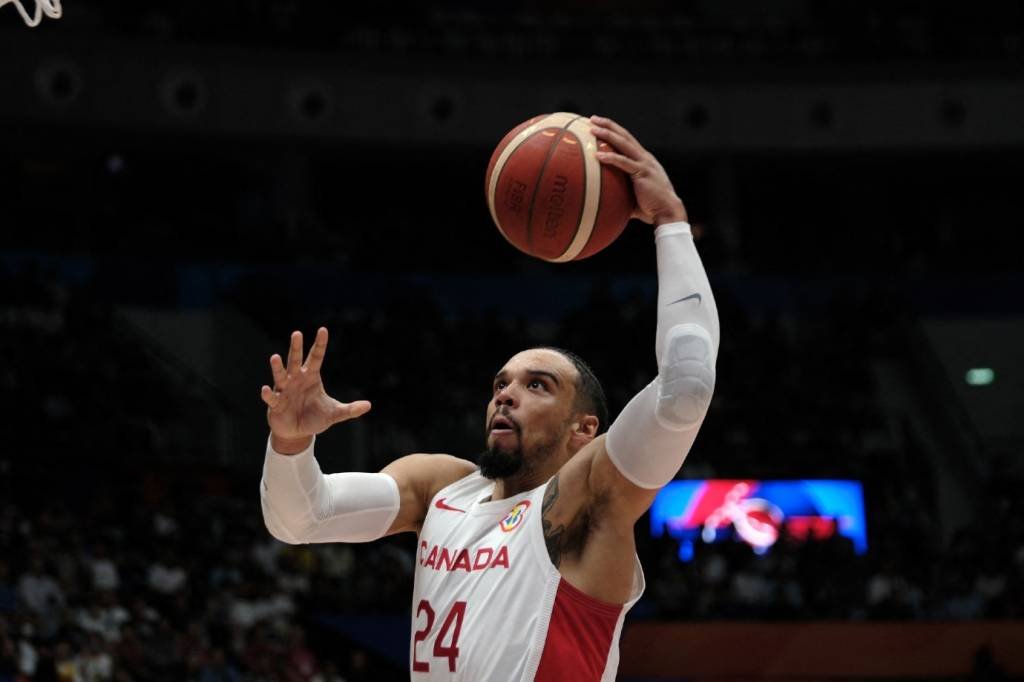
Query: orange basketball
xmin=484 ymin=113 xmax=635 ymax=262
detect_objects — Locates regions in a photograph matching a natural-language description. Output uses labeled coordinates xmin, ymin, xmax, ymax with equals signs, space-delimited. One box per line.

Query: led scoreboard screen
xmin=650 ymin=480 xmax=867 ymax=561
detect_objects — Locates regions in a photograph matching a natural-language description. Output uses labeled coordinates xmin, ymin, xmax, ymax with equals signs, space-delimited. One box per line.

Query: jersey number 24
xmin=413 ymin=599 xmax=467 ymax=673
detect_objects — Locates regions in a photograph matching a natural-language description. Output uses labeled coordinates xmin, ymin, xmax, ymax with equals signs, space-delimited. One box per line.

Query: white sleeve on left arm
xmin=260 ymin=436 xmax=400 ymax=544
xmin=605 ymin=221 xmax=719 ymax=489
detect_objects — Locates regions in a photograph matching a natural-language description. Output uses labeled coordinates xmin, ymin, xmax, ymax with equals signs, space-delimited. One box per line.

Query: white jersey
xmin=410 ymin=470 xmax=645 ymax=681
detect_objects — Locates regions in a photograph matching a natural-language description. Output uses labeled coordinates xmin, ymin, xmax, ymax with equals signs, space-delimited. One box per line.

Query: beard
xmin=478 ymin=444 xmax=524 ymax=480
xmin=477 ymin=424 xmax=565 ymax=481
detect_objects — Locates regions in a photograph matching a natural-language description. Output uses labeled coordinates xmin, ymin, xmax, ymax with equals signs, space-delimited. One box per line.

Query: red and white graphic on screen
xmin=700 ymin=482 xmax=784 ymax=551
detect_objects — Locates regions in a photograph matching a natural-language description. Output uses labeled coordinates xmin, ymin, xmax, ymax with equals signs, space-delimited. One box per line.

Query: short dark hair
xmin=534 ymin=346 xmax=609 ymax=435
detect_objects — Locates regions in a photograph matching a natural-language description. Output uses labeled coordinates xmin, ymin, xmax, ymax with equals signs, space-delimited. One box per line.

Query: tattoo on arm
xmin=542 ymin=474 xmax=559 ymax=515
xmin=542 ymin=475 xmax=566 ymax=568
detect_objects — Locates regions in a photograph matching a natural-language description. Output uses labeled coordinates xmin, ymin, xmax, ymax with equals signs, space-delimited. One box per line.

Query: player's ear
xmin=570 ymin=414 xmax=599 ymax=445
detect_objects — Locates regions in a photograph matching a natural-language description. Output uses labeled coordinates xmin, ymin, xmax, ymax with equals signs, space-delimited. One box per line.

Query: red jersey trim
xmin=534 ymin=578 xmax=624 ymax=681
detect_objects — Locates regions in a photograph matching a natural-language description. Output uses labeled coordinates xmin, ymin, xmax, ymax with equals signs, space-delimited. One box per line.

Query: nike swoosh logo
xmin=435 ymin=498 xmax=465 ymax=513
xmin=668 ymin=292 xmax=701 ymax=306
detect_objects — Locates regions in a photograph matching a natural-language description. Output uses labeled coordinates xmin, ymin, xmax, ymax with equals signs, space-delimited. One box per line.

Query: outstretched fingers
xmin=304 ymin=327 xmax=329 ymax=373
xmin=269 ymin=353 xmax=288 ymax=388
xmin=286 ymin=330 xmax=304 ymax=375
xmin=333 ymin=399 xmax=372 ymax=424
xmin=260 ymin=384 xmax=288 ymax=410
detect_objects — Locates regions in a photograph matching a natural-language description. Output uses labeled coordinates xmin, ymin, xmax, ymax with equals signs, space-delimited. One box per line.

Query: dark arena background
xmin=2 ymin=2 xmax=1023 ymax=680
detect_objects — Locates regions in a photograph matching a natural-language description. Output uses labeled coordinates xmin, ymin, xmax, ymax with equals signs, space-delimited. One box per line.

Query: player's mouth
xmin=489 ymin=414 xmax=518 ymax=435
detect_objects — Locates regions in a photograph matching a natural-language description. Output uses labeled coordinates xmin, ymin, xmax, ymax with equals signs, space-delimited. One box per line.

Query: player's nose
xmin=494 ymin=383 xmax=518 ymax=408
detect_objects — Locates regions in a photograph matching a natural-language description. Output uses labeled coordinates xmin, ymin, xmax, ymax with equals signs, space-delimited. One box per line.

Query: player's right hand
xmin=260 ymin=327 xmax=371 ymax=453
xmin=590 ymin=115 xmax=688 ymax=226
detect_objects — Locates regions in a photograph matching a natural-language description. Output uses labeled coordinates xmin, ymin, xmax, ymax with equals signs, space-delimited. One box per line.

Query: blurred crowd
xmin=1 ymin=257 xmax=1021 ymax=680
xmin=34 ymin=1 xmax=1024 ymax=65
xmin=4 ymin=2 xmax=1023 ymax=679
xmin=0 ymin=481 xmax=409 ymax=681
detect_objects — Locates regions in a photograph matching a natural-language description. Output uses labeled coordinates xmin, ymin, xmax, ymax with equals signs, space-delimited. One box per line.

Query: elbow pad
xmin=260 ymin=436 xmax=400 ymax=544
xmin=606 ymin=330 xmax=716 ymax=490
xmin=655 ymin=323 xmax=716 ymax=431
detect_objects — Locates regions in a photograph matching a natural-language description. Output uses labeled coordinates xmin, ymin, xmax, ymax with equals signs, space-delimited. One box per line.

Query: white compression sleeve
xmin=260 ymin=436 xmax=400 ymax=544
xmin=606 ymin=221 xmax=719 ymax=489
xmin=653 ymin=221 xmax=719 ymax=365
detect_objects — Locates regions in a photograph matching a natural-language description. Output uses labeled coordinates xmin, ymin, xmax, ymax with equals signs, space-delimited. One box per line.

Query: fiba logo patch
xmin=499 ymin=500 xmax=531 ymax=533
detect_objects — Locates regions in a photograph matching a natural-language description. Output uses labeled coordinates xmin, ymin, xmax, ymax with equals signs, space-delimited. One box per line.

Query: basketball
xmin=485 ymin=112 xmax=636 ymax=262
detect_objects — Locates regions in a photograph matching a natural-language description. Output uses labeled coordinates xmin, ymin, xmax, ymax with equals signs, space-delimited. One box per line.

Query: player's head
xmin=479 ymin=347 xmax=607 ymax=480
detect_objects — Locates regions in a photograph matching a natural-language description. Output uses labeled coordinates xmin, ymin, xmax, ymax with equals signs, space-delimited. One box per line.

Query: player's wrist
xmin=653 ymin=198 xmax=688 ymax=227
xmin=270 ymin=432 xmax=314 ymax=456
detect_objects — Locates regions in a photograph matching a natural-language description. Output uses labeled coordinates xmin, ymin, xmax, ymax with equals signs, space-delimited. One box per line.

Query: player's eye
xmin=528 ymin=379 xmax=544 ymax=390
xmin=494 ymin=380 xmax=507 ymax=391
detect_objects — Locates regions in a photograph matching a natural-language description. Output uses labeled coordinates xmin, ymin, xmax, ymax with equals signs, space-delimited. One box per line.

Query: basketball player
xmin=259 ymin=115 xmax=719 ymax=681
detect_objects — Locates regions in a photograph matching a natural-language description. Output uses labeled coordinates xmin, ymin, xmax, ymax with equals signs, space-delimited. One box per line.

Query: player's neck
xmin=490 ymin=478 xmax=534 ymax=501
xmin=490 ymin=462 xmax=560 ymax=500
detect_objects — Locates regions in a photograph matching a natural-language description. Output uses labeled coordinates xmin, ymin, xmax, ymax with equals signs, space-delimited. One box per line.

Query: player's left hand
xmin=590 ymin=115 xmax=688 ymax=226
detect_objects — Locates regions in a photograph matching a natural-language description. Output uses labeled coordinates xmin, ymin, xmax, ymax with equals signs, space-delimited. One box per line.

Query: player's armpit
xmin=379 ymin=454 xmax=477 ymax=535
xmin=581 ymin=435 xmax=662 ymax=524
xmin=551 ymin=434 xmax=659 ymax=529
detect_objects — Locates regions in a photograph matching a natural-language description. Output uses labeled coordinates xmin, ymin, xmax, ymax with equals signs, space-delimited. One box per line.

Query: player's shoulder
xmin=404 ymin=452 xmax=477 ymax=476
xmin=383 ymin=453 xmax=477 ymax=500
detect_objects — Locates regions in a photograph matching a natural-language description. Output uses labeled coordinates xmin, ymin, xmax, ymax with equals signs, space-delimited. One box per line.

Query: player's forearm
xmin=260 ymin=435 xmax=399 ymax=544
xmin=605 ymin=220 xmax=718 ymax=489
xmin=654 ymin=221 xmax=719 ymax=364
